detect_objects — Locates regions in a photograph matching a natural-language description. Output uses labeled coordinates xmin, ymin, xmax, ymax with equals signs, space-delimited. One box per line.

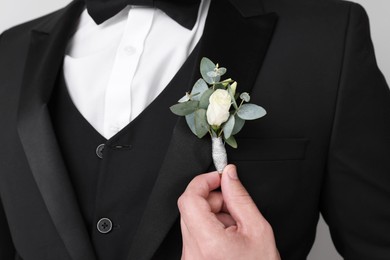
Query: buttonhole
xmin=112 ymin=145 xmax=133 ymax=150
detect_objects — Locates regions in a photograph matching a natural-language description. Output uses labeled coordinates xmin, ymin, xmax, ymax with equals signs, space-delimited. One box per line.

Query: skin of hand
xmin=178 ymin=164 xmax=281 ymax=260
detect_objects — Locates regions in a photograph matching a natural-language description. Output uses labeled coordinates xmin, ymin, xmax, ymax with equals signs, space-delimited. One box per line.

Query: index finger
xmin=178 ymin=172 xmax=225 ymax=239
xmin=183 ymin=171 xmax=221 ymax=198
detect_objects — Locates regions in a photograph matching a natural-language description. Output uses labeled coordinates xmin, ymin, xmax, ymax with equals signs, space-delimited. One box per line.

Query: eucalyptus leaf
xmin=178 ymin=93 xmax=190 ymax=103
xmin=237 ymin=104 xmax=267 ymax=120
xmin=207 ymin=71 xmax=220 ymax=78
xmin=232 ymin=115 xmax=245 ymax=135
xmin=194 ymin=109 xmax=210 ymax=138
xmin=191 ymin=79 xmax=209 ymax=101
xmin=207 ymin=67 xmax=227 ymax=78
xmin=199 ymin=88 xmax=214 ymax=109
xmin=200 ymin=57 xmax=217 ymax=84
xmin=217 ymin=67 xmax=227 ymax=76
xmin=223 ymin=115 xmax=235 ymax=139
xmin=185 ymin=113 xmax=197 ymax=136
xmin=240 ymin=92 xmax=251 ymax=102
xmin=170 ymin=100 xmax=199 ymax=116
xmin=225 ymin=135 xmax=238 ymax=149
xmin=213 ymin=75 xmax=221 ymax=84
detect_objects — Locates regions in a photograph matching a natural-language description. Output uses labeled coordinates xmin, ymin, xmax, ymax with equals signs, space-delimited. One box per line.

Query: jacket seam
xmin=320 ymin=3 xmax=354 ymax=206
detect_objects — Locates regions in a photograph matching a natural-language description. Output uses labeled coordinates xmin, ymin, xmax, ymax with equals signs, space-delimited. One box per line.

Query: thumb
xmin=221 ymin=165 xmax=265 ymax=228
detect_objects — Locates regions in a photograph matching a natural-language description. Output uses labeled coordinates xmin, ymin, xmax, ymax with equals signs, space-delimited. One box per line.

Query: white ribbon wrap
xmin=211 ymin=136 xmax=227 ymax=173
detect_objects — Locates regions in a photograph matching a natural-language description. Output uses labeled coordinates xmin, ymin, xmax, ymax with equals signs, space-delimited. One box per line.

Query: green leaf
xmin=185 ymin=113 xmax=197 ymax=135
xmin=221 ymin=78 xmax=234 ymax=84
xmin=194 ymin=109 xmax=210 ymax=138
xmin=240 ymin=92 xmax=250 ymax=102
xmin=207 ymin=67 xmax=226 ymax=78
xmin=191 ymin=79 xmax=209 ymax=101
xmin=178 ymin=93 xmax=190 ymax=103
xmin=200 ymin=57 xmax=220 ymax=84
xmin=227 ymin=84 xmax=238 ymax=110
xmin=225 ymin=135 xmax=238 ymax=149
xmin=221 ymin=78 xmax=234 ymax=89
xmin=223 ymin=115 xmax=235 ymax=139
xmin=199 ymin=88 xmax=213 ymax=109
xmin=237 ymin=104 xmax=267 ymax=120
xmin=207 ymin=71 xmax=219 ymax=78
xmin=232 ymin=115 xmax=245 ymax=135
xmin=217 ymin=67 xmax=227 ymax=76
xmin=170 ymin=100 xmax=199 ymax=116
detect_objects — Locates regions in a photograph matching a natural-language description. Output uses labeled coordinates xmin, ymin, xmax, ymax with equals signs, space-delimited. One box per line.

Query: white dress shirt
xmin=64 ymin=0 xmax=210 ymax=139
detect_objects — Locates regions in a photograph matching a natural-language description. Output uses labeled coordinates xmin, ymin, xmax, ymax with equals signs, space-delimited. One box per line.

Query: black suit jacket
xmin=1 ymin=0 xmax=389 ymax=259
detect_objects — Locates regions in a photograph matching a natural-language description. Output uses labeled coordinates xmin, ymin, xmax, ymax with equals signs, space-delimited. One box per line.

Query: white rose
xmin=206 ymin=89 xmax=232 ymax=127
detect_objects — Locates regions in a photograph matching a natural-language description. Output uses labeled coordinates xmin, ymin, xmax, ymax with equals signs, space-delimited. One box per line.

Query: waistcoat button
xmin=96 ymin=144 xmax=105 ymax=159
xmin=97 ymin=218 xmax=113 ymax=234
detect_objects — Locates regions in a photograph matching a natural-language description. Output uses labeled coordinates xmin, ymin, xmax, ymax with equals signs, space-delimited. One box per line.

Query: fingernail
xmin=227 ymin=165 xmax=238 ymax=180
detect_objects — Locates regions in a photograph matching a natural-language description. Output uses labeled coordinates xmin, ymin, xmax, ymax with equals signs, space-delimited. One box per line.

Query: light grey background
xmin=1 ymin=1 xmax=389 ymax=259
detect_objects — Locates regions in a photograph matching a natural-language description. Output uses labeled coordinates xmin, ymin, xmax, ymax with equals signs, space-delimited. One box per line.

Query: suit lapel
xmin=16 ymin=1 xmax=96 ymax=260
xmin=127 ymin=0 xmax=278 ymax=259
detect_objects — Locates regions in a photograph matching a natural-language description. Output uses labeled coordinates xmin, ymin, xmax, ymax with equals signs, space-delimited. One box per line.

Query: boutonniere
xmin=170 ymin=57 xmax=266 ymax=173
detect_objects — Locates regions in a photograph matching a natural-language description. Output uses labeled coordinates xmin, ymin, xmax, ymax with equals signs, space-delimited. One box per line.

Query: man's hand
xmin=178 ymin=164 xmax=281 ymax=260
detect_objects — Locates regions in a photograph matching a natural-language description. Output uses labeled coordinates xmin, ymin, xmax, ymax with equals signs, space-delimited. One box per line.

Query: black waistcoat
xmin=49 ymin=45 xmax=200 ymax=260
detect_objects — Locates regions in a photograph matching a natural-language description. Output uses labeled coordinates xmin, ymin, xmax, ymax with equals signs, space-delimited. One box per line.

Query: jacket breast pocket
xmin=227 ymin=138 xmax=309 ymax=162
xmin=226 ymin=138 xmax=310 ymax=215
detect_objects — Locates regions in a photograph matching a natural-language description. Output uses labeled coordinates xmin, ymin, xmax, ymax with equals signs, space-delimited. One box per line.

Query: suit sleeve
xmin=321 ymin=3 xmax=390 ymax=259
